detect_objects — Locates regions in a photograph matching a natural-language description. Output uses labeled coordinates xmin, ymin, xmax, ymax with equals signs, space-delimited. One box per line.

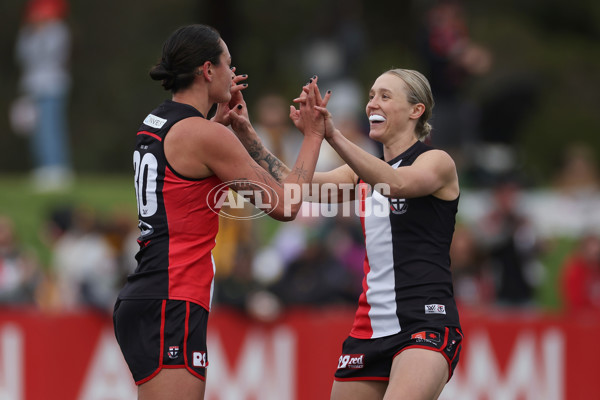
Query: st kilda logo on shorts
xmin=337 ymin=354 xmax=365 ymax=369
xmin=168 ymin=346 xmax=179 ymax=359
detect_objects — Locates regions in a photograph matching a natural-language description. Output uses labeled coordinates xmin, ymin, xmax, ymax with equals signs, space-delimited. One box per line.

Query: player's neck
xmin=172 ymin=86 xmax=211 ymax=117
xmin=382 ymin=133 xmax=418 ymax=162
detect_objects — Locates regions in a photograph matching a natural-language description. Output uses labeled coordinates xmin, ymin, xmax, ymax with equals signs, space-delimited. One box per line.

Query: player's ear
xmin=410 ymin=103 xmax=425 ymax=120
xmin=199 ymin=61 xmax=212 ymax=81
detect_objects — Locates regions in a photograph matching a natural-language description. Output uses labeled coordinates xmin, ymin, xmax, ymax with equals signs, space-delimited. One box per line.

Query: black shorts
xmin=113 ymin=299 xmax=209 ymax=384
xmin=334 ymin=326 xmax=462 ymax=382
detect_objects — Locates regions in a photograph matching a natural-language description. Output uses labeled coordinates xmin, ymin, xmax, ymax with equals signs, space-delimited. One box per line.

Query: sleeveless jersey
xmin=117 ymin=100 xmax=227 ymax=312
xmin=351 ymin=140 xmax=461 ymax=339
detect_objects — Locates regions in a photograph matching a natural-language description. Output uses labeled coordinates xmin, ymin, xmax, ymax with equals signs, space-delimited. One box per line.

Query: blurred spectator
xmin=561 ymin=233 xmax=600 ymax=315
xmin=262 ymin=211 xmax=363 ymax=308
xmin=235 ymin=204 xmax=364 ymax=312
xmin=213 ymin=200 xmax=257 ymax=279
xmin=45 ymin=205 xmax=119 ymax=313
xmin=214 ymin=245 xmax=282 ymax=322
xmin=474 ymin=72 xmax=540 ymax=182
xmin=475 ymin=178 xmax=545 ymax=307
xmin=320 ymin=213 xmax=365 ymax=298
xmin=553 ymin=143 xmax=600 ymax=196
xmin=0 ymin=215 xmax=42 ymax=305
xmin=101 ymin=207 xmax=139 ymax=288
xmin=417 ymin=0 xmax=492 ymax=172
xmin=251 ymin=218 xmax=308 ymax=286
xmin=268 ymin=237 xmax=358 ymax=307
xmin=215 ymin=246 xmax=260 ymax=311
xmin=450 ymin=223 xmax=494 ymax=308
xmin=14 ymin=0 xmax=73 ymax=191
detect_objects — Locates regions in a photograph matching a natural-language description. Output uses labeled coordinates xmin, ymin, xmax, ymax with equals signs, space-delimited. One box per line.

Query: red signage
xmin=0 ymin=307 xmax=597 ymax=399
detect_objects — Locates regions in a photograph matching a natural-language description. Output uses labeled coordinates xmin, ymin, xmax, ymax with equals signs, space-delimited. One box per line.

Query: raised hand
xmin=289 ymin=76 xmax=332 ymax=137
xmin=313 ymin=99 xmax=336 ymax=140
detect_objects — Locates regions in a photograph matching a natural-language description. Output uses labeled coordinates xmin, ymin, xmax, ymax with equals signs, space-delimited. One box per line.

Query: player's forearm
xmin=276 ymin=135 xmax=323 ymax=219
xmin=326 ymin=129 xmax=397 ymax=191
xmin=234 ymin=126 xmax=291 ymax=183
xmin=284 ymin=135 xmax=322 ymax=186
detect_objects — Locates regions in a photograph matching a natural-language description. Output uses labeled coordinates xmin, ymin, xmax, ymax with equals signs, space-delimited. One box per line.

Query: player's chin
xmin=212 ymin=87 xmax=231 ymax=104
xmin=217 ymin=92 xmax=232 ymax=104
xmin=368 ymin=126 xmax=385 ymax=142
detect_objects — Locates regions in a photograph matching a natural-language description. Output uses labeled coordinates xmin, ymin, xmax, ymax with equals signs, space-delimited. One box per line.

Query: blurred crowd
xmin=0 ymin=205 xmax=137 ymax=314
xmin=2 ymin=0 xmax=599 ymax=319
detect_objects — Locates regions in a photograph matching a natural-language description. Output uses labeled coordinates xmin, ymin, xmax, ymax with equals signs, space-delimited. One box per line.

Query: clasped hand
xmin=213 ymin=72 xmax=335 ymax=142
xmin=290 ymin=76 xmax=334 ymax=139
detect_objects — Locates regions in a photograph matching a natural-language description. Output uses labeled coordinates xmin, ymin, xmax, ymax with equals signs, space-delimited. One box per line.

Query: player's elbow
xmin=271 ymin=214 xmax=297 ymax=222
xmin=268 ymin=202 xmax=302 ymax=222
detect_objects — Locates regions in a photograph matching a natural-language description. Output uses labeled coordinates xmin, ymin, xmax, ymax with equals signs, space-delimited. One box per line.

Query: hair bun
xmin=422 ymin=122 xmax=433 ymax=138
xmin=149 ymin=61 xmax=176 ymax=90
xmin=149 ymin=24 xmax=222 ymax=93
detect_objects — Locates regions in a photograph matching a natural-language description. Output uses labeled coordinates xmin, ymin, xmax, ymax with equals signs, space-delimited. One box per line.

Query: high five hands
xmin=290 ymin=76 xmax=335 ymax=140
xmin=213 ymin=73 xmax=336 ymax=141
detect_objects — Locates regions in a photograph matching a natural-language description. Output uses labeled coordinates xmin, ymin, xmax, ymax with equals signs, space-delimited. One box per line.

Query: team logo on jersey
xmin=388 ymin=197 xmax=408 ymax=214
xmin=425 ymin=304 xmax=446 ymax=314
xmin=143 ymin=113 xmax=167 ymax=129
xmin=337 ymin=354 xmax=365 ymax=369
xmin=168 ymin=346 xmax=179 ymax=359
xmin=193 ymin=351 xmax=208 ymax=368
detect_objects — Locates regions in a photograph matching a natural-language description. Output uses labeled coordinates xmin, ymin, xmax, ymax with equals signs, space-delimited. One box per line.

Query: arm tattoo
xmin=245 ymin=139 xmax=287 ymax=183
xmin=291 ymin=162 xmax=309 ymax=183
xmin=228 ymin=164 xmax=283 ymax=210
xmin=246 ymin=139 xmax=263 ymax=161
xmin=249 ymin=162 xmax=282 ymax=189
xmin=264 ymin=153 xmax=285 ymax=182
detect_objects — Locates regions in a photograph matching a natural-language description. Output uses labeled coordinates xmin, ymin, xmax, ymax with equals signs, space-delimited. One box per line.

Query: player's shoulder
xmin=172 ymin=117 xmax=236 ymax=144
xmin=416 ymin=147 xmax=456 ymax=168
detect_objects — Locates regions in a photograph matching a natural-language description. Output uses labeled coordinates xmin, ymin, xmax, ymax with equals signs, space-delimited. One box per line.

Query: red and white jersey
xmin=118 ymin=100 xmax=227 ymax=312
xmin=350 ymin=141 xmax=461 ymax=339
